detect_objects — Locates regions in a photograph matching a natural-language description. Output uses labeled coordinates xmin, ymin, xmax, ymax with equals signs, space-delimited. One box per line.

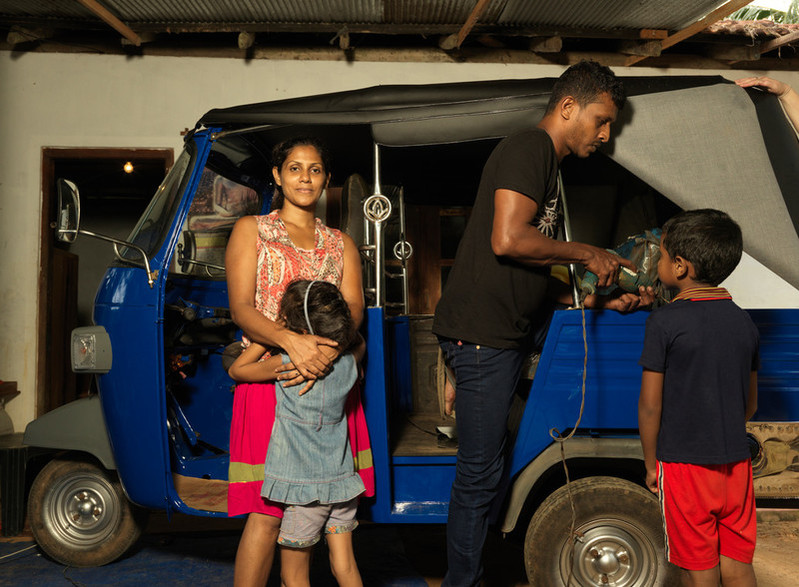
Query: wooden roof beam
xmin=75 ymin=0 xmax=141 ymax=47
xmin=759 ymin=30 xmax=799 ymax=55
xmin=626 ymin=0 xmax=753 ymax=66
xmin=439 ymin=0 xmax=493 ymax=50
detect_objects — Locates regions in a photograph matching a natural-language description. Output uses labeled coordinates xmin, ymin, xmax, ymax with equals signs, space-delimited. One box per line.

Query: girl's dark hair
xmin=662 ymin=208 xmax=743 ymax=287
xmin=279 ymin=279 xmax=354 ymax=349
xmin=546 ymin=60 xmax=626 ymax=113
xmin=270 ymin=136 xmax=331 ymax=210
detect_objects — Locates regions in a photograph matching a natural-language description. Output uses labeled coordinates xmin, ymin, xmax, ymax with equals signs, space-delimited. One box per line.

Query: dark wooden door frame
xmin=37 ymin=147 xmax=174 ymax=416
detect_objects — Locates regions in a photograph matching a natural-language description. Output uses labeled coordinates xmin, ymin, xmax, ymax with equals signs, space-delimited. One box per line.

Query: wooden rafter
xmin=760 ymin=30 xmax=799 ymax=55
xmin=75 ymin=0 xmax=141 ymax=46
xmin=455 ymin=0 xmax=493 ymax=49
xmin=626 ymin=0 xmax=754 ymax=66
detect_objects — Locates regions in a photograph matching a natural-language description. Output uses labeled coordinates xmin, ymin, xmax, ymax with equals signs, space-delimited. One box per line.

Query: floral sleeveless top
xmin=254 ymin=211 xmax=345 ymax=322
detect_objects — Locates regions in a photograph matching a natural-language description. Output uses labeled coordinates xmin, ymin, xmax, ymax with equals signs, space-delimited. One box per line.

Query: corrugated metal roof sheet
xmin=497 ymin=0 xmax=730 ymax=31
xmin=1 ymin=0 xmax=795 ymax=65
xmin=0 ymin=0 xmax=734 ymax=30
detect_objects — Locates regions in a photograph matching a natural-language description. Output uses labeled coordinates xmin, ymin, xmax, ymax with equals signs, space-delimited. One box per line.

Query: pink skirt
xmin=227 ymin=381 xmax=284 ymax=518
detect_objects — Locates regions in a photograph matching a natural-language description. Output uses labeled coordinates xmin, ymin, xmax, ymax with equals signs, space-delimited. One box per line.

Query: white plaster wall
xmin=1 ymin=51 xmax=797 ymax=430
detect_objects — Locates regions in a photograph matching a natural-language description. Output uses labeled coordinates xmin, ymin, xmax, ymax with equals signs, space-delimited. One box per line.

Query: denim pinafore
xmin=261 ymin=353 xmax=365 ymax=505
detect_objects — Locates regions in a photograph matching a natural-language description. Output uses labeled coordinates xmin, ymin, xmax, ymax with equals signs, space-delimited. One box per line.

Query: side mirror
xmin=56 ymin=178 xmax=80 ymax=243
xmin=53 ymin=177 xmax=158 ymax=288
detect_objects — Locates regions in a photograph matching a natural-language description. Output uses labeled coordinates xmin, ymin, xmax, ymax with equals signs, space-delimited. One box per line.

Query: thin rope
xmin=549 ymin=301 xmax=588 ymax=586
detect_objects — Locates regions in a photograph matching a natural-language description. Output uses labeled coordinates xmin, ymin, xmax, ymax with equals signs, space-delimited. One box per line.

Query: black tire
xmin=28 ymin=457 xmax=148 ymax=567
xmin=524 ymin=476 xmax=679 ymax=587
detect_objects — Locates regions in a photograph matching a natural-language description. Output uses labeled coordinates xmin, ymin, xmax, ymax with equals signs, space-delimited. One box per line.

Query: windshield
xmin=121 ymin=145 xmax=194 ymax=261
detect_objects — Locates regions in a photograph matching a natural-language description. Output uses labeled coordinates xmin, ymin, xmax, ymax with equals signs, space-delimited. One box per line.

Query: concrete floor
xmin=2 ymin=511 xmax=798 ymax=586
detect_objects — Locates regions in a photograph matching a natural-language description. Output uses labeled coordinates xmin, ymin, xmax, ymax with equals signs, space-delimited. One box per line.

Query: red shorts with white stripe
xmin=658 ymin=459 xmax=756 ymax=571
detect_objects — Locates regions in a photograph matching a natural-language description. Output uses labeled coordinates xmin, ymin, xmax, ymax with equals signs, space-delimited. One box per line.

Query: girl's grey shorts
xmin=278 ymin=497 xmax=359 ymax=548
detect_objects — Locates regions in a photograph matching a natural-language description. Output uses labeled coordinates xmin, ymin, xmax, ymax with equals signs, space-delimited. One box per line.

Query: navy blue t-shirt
xmin=639 ymin=296 xmax=760 ymax=465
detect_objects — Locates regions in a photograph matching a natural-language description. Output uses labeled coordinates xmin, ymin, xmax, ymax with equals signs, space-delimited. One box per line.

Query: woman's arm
xmin=228 ymin=343 xmax=284 ymax=383
xmin=638 ymin=369 xmax=664 ymax=494
xmin=351 ymin=333 xmax=366 ymax=364
xmin=226 ymin=216 xmax=339 ymax=379
xmin=340 ymin=233 xmax=364 ymax=330
xmin=736 ymin=76 xmax=799 ymax=133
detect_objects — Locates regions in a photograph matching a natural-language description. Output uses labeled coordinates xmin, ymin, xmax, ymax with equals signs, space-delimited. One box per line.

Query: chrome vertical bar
xmin=558 ymin=172 xmax=582 ymax=309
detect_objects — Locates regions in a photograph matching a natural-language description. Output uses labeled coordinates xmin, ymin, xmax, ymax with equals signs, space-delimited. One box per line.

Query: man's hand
xmin=583 ymin=246 xmax=637 ymax=288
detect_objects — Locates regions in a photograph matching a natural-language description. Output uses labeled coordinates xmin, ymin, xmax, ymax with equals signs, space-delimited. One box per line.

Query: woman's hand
xmin=736 ymin=76 xmax=799 ymax=132
xmin=735 ymin=76 xmax=791 ymax=97
xmin=282 ymin=331 xmax=340 ymax=380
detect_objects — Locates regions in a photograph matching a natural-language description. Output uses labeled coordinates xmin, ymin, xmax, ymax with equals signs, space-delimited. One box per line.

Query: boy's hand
xmin=645 ymin=466 xmax=659 ymax=494
xmin=586 ymin=286 xmax=656 ymax=313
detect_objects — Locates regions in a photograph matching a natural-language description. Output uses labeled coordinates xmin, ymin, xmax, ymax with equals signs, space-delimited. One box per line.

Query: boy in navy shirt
xmin=638 ymin=209 xmax=759 ymax=586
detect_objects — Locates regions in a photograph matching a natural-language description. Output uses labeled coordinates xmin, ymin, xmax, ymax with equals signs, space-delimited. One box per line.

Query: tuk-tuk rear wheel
xmin=524 ymin=476 xmax=678 ymax=587
xmin=28 ymin=456 xmax=148 ymax=567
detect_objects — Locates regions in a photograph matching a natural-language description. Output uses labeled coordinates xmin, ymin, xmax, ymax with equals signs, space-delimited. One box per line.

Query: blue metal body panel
xmin=94 ymin=268 xmax=169 ymax=509
xmin=360 ymin=307 xmax=394 ymax=522
xmin=508 ymin=307 xmax=799 ymax=479
xmin=93 ymin=131 xmax=217 ymax=513
xmin=749 ymin=309 xmax=799 ymax=421
xmin=508 ymin=309 xmax=649 ymax=478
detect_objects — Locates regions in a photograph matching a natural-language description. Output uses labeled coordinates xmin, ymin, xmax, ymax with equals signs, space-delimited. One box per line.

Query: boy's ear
xmin=673 ymin=255 xmax=690 ymax=279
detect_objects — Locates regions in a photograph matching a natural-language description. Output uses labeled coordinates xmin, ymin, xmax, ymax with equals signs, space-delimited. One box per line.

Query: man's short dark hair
xmin=545 ymin=60 xmax=626 ymax=113
xmin=662 ymin=209 xmax=743 ymax=287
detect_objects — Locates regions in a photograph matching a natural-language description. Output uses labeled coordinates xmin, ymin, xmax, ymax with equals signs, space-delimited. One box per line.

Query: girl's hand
xmin=275 ymin=361 xmax=315 ymax=396
xmin=282 ymin=331 xmax=339 ymax=379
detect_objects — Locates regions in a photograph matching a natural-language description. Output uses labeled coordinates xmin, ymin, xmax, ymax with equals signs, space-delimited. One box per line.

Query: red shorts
xmin=659 ymin=460 xmax=756 ymax=570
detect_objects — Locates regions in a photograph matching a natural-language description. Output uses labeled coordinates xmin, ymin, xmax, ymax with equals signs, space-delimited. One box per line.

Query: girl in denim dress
xmin=229 ymin=279 xmax=366 ymax=587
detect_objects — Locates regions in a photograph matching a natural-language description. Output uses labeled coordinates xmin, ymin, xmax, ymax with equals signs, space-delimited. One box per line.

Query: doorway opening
xmin=39 ymin=148 xmax=174 ymax=415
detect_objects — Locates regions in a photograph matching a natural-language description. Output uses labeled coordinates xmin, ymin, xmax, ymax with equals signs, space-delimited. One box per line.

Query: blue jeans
xmin=439 ymin=339 xmax=525 ymax=587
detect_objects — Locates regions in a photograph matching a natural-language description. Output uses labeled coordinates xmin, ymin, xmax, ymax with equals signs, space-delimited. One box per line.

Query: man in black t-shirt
xmin=432 ymin=61 xmax=654 ymax=587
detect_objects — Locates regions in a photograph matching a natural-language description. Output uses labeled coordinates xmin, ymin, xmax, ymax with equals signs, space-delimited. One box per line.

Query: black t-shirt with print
xmin=433 ymin=129 xmax=560 ymax=349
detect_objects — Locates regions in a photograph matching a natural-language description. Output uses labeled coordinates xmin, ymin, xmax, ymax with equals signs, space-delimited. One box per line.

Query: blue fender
xmin=23 ymin=395 xmax=116 ymax=470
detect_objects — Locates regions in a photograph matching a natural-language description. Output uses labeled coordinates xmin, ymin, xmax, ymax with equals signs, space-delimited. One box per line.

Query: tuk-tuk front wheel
xmin=524 ymin=476 xmax=679 ymax=587
xmin=28 ymin=457 xmax=148 ymax=567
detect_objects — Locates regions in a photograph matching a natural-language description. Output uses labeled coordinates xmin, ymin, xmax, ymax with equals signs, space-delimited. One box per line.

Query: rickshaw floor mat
xmin=0 ymin=524 xmax=427 ymax=585
xmin=173 ymin=473 xmax=228 ymax=512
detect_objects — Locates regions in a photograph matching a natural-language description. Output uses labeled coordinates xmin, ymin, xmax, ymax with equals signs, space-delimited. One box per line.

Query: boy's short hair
xmin=662 ymin=209 xmax=743 ymax=287
xmin=545 ymin=60 xmax=626 ymax=113
xmin=279 ymin=280 xmax=354 ymax=349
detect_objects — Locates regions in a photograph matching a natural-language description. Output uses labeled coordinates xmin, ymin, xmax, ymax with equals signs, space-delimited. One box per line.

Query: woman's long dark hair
xmin=270 ymin=136 xmax=332 ymax=210
xmin=279 ymin=279 xmax=354 ymax=349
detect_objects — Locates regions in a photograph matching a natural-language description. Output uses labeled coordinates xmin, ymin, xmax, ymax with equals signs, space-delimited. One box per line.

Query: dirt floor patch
xmin=754 ymin=518 xmax=799 ymax=587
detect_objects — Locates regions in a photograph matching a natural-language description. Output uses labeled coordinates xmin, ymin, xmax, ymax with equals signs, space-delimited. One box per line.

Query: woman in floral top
xmin=225 ymin=136 xmax=365 ymax=586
